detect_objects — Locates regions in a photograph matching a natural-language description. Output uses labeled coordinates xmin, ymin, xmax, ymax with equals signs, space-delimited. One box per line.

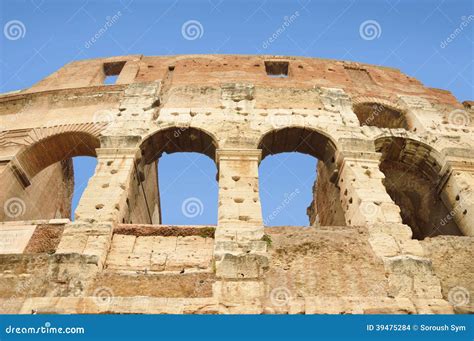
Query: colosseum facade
xmin=0 ymin=55 xmax=473 ymax=314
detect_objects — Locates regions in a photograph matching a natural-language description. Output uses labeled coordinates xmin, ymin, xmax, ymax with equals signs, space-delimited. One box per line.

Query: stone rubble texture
xmin=0 ymin=55 xmax=472 ymax=314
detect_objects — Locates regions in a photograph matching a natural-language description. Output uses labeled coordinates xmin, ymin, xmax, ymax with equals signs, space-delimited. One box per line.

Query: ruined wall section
xmin=22 ymin=55 xmax=463 ymax=108
xmin=1 ymin=160 xmax=73 ymax=221
xmin=125 ymin=161 xmax=160 ymax=225
xmin=265 ymin=226 xmax=388 ymax=299
xmin=0 ymin=55 xmax=472 ymax=314
xmin=308 ymin=161 xmax=346 ymax=226
xmin=421 ymin=236 xmax=474 ymax=313
xmin=380 ymin=160 xmax=462 ymax=239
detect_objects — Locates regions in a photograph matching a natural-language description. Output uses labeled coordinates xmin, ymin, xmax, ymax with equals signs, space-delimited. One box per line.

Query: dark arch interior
xmin=141 ymin=127 xmax=217 ymax=164
xmin=376 ymin=137 xmax=462 ymax=239
xmin=258 ymin=128 xmax=345 ymax=227
xmin=258 ymin=127 xmax=337 ymax=162
xmin=354 ymin=102 xmax=408 ymax=129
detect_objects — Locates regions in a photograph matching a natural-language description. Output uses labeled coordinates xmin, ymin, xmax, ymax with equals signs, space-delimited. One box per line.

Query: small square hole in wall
xmin=265 ymin=61 xmax=289 ymax=78
xmin=103 ymin=61 xmax=126 ymax=85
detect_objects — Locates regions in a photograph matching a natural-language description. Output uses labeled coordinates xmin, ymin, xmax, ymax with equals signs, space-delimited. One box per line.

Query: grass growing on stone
xmin=261 ymin=234 xmax=272 ymax=247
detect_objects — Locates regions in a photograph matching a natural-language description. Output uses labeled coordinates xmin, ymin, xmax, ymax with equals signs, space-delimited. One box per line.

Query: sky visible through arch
xmin=2 ymin=0 xmax=472 ymax=225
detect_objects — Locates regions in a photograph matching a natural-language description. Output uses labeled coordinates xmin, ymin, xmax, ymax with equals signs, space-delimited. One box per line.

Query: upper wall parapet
xmin=4 ymin=54 xmax=462 ymax=108
xmin=0 ymin=55 xmax=472 ymax=157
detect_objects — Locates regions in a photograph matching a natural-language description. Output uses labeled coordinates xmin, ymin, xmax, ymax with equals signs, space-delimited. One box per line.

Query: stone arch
xmin=257 ymin=126 xmax=345 ymax=226
xmin=258 ymin=126 xmax=339 ymax=163
xmin=352 ymin=97 xmax=409 ymax=129
xmin=140 ymin=126 xmax=219 ymax=164
xmin=0 ymin=128 xmax=100 ymax=222
xmin=375 ymin=136 xmax=443 ymax=182
xmin=375 ymin=136 xmax=463 ymax=239
xmin=13 ymin=131 xmax=99 ymax=180
xmin=137 ymin=126 xmax=219 ymax=225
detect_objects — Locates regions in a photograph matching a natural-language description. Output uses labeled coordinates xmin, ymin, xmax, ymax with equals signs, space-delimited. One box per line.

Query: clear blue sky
xmin=1 ymin=0 xmax=472 ymax=225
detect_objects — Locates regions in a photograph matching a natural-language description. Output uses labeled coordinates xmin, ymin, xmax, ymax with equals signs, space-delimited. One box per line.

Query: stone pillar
xmin=73 ymin=147 xmax=140 ymax=223
xmin=56 ymin=146 xmax=140 ymax=267
xmin=127 ymin=160 xmax=161 ymax=225
xmin=335 ymin=144 xmax=446 ymax=309
xmin=336 ymin=150 xmax=403 ymax=226
xmin=216 ymin=148 xmax=263 ymax=235
xmin=213 ymin=149 xmax=268 ymax=313
xmin=438 ymin=158 xmax=474 ymax=236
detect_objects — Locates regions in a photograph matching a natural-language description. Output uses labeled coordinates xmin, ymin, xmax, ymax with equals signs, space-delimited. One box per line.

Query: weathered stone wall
xmin=421 ymin=236 xmax=474 ymax=313
xmin=126 ymin=161 xmax=160 ymax=225
xmin=105 ymin=234 xmax=214 ymax=273
xmin=0 ymin=253 xmax=99 ymax=313
xmin=265 ymin=226 xmax=388 ymax=299
xmin=0 ymin=55 xmax=472 ymax=314
xmin=309 ymin=161 xmax=346 ymax=226
xmin=0 ymin=160 xmax=73 ymax=221
xmin=92 ymin=272 xmax=215 ymax=299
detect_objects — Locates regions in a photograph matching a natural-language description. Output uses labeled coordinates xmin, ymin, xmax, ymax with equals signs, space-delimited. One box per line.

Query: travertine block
xmin=0 ymin=225 xmax=36 ymax=254
xmin=0 ymin=54 xmax=472 ymax=314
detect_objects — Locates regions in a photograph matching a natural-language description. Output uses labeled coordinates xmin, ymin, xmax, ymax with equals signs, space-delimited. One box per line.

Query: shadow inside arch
xmin=140 ymin=126 xmax=218 ymax=164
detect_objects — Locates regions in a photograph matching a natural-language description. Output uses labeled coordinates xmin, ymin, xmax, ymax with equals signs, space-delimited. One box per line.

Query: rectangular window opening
xmin=103 ymin=61 xmax=126 ymax=85
xmin=265 ymin=61 xmax=289 ymax=78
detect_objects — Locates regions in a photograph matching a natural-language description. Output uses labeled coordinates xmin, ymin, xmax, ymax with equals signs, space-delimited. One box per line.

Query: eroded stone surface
xmin=0 ymin=55 xmax=472 ymax=314
xmin=0 ymin=225 xmax=36 ymax=254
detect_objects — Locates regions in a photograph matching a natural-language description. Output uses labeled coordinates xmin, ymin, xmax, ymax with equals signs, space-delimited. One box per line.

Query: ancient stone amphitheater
xmin=0 ymin=55 xmax=472 ymax=314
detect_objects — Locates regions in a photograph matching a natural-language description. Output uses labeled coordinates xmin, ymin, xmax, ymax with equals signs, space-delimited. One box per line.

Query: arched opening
xmin=14 ymin=132 xmax=98 ymax=179
xmin=353 ymin=102 xmax=408 ymax=129
xmin=0 ymin=132 xmax=99 ymax=222
xmin=376 ymin=137 xmax=463 ymax=239
xmin=139 ymin=127 xmax=218 ymax=225
xmin=258 ymin=127 xmax=346 ymax=227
